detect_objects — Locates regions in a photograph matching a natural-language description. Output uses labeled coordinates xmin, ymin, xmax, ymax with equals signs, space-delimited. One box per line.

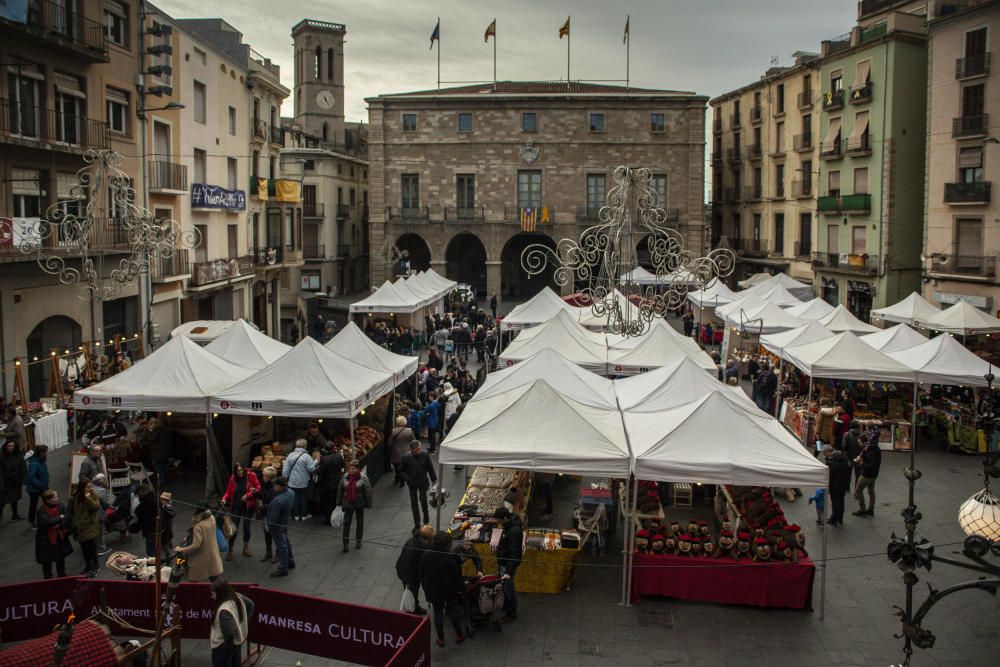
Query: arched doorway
xmin=501 ymin=233 xmax=556 ymax=298
xmin=445 ymin=233 xmax=487 ymax=297
xmin=26 ymin=315 xmax=82 ymax=401
xmin=395 ymin=233 xmax=431 ymax=275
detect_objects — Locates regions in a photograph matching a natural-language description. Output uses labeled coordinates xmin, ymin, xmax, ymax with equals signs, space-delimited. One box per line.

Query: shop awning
xmin=474 ymin=348 xmax=618 ymax=410
xmin=847 ymin=111 xmax=869 ymax=150
xmin=871 ymin=292 xmax=940 ymax=325
xmin=817 ymin=304 xmax=879 ymax=334
xmin=918 ymin=300 xmax=1000 ymax=335
xmin=782 ymin=331 xmax=917 ymax=382
xmin=325 ymin=321 xmax=419 ymax=383
xmin=860 ymin=324 xmax=927 ymax=354
xmin=783 ymin=297 xmax=836 ymax=321
xmin=615 ymin=356 xmax=754 ymax=412
xmin=205 ymin=319 xmax=291 ymax=369
xmin=502 ymin=286 xmax=578 ymax=330
xmin=760 ymin=320 xmax=835 ymax=358
xmin=888 ymin=333 xmax=995 ymax=387
xmin=823 ymin=117 xmax=842 ymax=150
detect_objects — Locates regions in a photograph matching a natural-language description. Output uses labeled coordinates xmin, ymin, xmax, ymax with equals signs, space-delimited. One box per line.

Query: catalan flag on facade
xmin=520 ymin=207 xmax=537 ymax=232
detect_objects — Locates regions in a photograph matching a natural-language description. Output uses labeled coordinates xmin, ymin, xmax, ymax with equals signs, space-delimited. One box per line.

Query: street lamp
xmin=138 ymin=101 xmax=185 ymax=116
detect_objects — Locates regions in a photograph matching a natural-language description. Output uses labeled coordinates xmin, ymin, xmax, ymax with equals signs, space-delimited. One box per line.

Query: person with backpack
xmin=26 ymin=445 xmax=49 ymax=527
xmin=755 ymin=362 xmax=777 ymax=413
xmin=390 ymin=416 xmax=416 ymax=488
xmin=420 ymin=532 xmax=466 ymax=647
xmin=852 ymin=429 xmax=882 ymax=517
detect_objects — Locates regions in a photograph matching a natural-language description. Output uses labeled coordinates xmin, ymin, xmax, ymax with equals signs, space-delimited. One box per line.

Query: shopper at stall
xmin=268 ymin=477 xmax=295 ymax=577
xmin=282 ymin=439 xmax=317 ymax=521
xmin=257 ymin=467 xmax=277 ymax=563
xmin=839 ymin=389 xmax=856 ymax=419
xmin=25 ymin=445 xmax=49 ymax=528
xmin=35 ymin=489 xmax=72 ymax=579
xmin=826 ymin=450 xmax=852 ymax=526
xmin=159 ymin=492 xmax=176 ymax=560
xmin=209 ymin=578 xmax=254 ymax=667
xmin=424 ymin=392 xmax=442 ymax=454
xmin=3 ymin=407 xmax=26 ymax=451
xmin=390 ymin=416 xmax=416 ymax=488
xmin=68 ymin=480 xmax=101 ymax=577
xmin=396 ymin=524 xmax=434 ymax=615
xmin=131 ymin=483 xmax=159 ymax=557
xmin=840 ymin=420 xmax=863 ymax=484
xmin=420 ymin=531 xmax=466 ymax=647
xmin=90 ymin=474 xmax=113 ymax=553
xmin=493 ymin=507 xmax=523 ymax=621
xmin=723 ymin=360 xmax=738 ymax=384
xmin=304 ymin=421 xmax=328 ymax=453
xmin=220 ymin=463 xmax=261 ymax=560
xmin=756 ymin=363 xmax=777 ymax=413
xmin=400 ymin=440 xmax=437 ymax=528
xmin=852 ymin=431 xmax=882 ymax=517
xmin=336 ymin=460 xmax=372 ymax=553
xmin=175 ymin=501 xmax=224 ymax=583
xmin=443 ymin=384 xmax=462 ymax=434
xmin=77 ymin=443 xmax=107 ymax=485
xmin=315 ymin=444 xmax=345 ymax=523
xmin=0 ymin=439 xmax=26 ymax=520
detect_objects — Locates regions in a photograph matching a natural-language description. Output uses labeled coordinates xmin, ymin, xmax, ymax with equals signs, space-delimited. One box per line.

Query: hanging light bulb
xmin=958 ymin=488 xmax=1000 ymax=542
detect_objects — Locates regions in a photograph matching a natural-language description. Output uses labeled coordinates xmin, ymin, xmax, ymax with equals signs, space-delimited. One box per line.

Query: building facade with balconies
xmin=710 ymin=53 xmax=821 ymax=286
xmin=924 ymin=0 xmax=1000 ymax=314
xmin=366 ymin=81 xmax=708 ymax=306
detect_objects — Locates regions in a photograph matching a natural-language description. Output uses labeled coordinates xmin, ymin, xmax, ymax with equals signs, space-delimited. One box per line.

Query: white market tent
xmin=577 ymin=291 xmax=645 ymax=330
xmin=871 ymin=292 xmax=939 ymax=325
xmin=619 ymin=266 xmax=660 ymax=284
xmin=817 ymin=304 xmax=880 ymax=334
xmin=499 ymin=310 xmax=609 ymax=372
xmin=615 ymin=356 xmax=754 ymax=412
xmin=687 ymin=278 xmax=739 ymax=308
xmin=744 ymin=272 xmax=814 ymax=301
xmin=918 ymin=300 xmax=1000 ymax=335
xmin=506 ymin=308 xmax=604 ymax=344
xmin=205 ymin=319 xmax=291 ymax=370
xmin=608 ymin=323 xmax=718 ymax=374
xmin=403 ymin=272 xmax=444 ymax=306
xmin=607 ymin=318 xmax=701 ymax=354
xmin=627 ymin=392 xmax=829 ymax=487
xmin=439 ymin=379 xmax=631 ymax=476
xmin=745 ymin=283 xmax=805 ymax=308
xmin=783 ymin=297 xmax=836 ymax=321
xmin=421 ymin=268 xmax=457 ymax=292
xmin=473 ymin=348 xmax=618 ymax=410
xmin=737 ymin=272 xmax=773 ymax=289
xmin=210 ymin=337 xmax=395 ymax=418
xmin=782 ymin=331 xmax=916 ymax=382
xmin=860 ymin=324 xmax=927 ymax=354
xmin=501 ymin=287 xmax=577 ymax=330
xmin=724 ymin=301 xmax=805 ymax=334
xmin=888 ymin=333 xmax=995 ymax=387
xmin=760 ymin=321 xmax=836 ymax=358
xmin=716 ymin=294 xmax=768 ymax=322
xmin=170 ymin=320 xmax=238 ymax=345
xmin=73 ymin=335 xmax=255 ymax=413
xmin=350 ymin=280 xmax=425 ymax=314
xmin=325 ymin=321 xmax=419 ymax=383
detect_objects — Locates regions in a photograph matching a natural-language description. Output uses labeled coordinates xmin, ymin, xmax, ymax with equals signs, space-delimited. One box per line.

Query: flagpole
xmin=493 ymin=19 xmax=497 ymax=92
xmin=436 ymin=17 xmax=440 ymax=92
xmin=567 ymin=19 xmax=571 ymax=87
xmin=626 ymin=15 xmax=630 ymax=90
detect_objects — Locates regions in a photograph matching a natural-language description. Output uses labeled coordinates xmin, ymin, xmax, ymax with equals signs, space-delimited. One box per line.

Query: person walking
xmin=131 ymin=483 xmax=159 ymax=557
xmin=0 ymin=439 xmax=26 ymax=520
xmin=493 ymin=507 xmax=523 ymax=621
xmin=267 ymin=476 xmax=295 ymax=577
xmin=315 ymin=445 xmax=344 ymax=523
xmin=147 ymin=418 xmax=172 ymax=490
xmin=424 ymin=392 xmax=441 ymax=454
xmin=389 ymin=416 xmax=415 ymax=488
xmin=826 ymin=450 xmax=852 ymax=526
xmin=420 ymin=532 xmax=466 ymax=647
xmin=755 ymin=362 xmax=777 ymax=413
xmin=257 ymin=466 xmax=277 ymax=563
xmin=442 ymin=384 xmax=462 ymax=436
xmin=400 ymin=441 xmax=437 ymax=529
xmin=209 ymin=578 xmax=254 ymax=667
xmin=396 ymin=524 xmax=433 ymax=615
xmin=840 ymin=420 xmax=863 ymax=485
xmin=282 ymin=439 xmax=316 ymax=521
xmin=175 ymin=501 xmax=224 ymax=582
xmin=489 ymin=293 xmax=498 ymax=320
xmin=77 ymin=443 xmax=106 ymax=485
xmin=3 ymin=407 xmax=26 ymax=451
xmin=68 ymin=481 xmax=101 ymax=577
xmin=220 ymin=463 xmax=261 ymax=560
xmin=35 ymin=489 xmax=73 ymax=579
xmin=159 ymin=492 xmax=176 ymax=560
xmin=852 ymin=431 xmax=882 ymax=517
xmin=336 ymin=461 xmax=372 ymax=553
xmin=26 ymin=445 xmax=49 ymax=528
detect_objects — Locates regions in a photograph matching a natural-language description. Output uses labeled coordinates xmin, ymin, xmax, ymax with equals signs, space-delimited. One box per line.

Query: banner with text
xmin=190 ymin=183 xmax=246 ymax=211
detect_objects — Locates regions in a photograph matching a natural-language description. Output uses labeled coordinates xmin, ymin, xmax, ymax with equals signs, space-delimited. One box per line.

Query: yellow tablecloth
xmin=465 ymin=541 xmax=582 ymax=594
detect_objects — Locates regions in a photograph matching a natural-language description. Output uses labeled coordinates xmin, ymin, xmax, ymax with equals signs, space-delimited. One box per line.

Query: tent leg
xmin=434 ymin=462 xmax=444 ymax=531
xmin=349 ymin=421 xmax=356 ymax=462
xmin=820 ymin=486 xmax=828 ymax=620
xmin=774 ymin=358 xmax=784 ymax=418
xmin=803 ymin=375 xmax=814 ymax=448
xmin=621 ymin=475 xmax=639 ymax=607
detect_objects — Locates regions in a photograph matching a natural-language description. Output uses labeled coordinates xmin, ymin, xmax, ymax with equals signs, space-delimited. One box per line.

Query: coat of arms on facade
xmin=519 ymin=140 xmax=539 ymax=164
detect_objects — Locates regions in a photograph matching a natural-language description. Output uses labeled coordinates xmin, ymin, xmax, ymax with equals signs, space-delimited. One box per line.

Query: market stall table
xmin=27 ymin=409 xmax=69 ymax=450
xmin=630 ymin=552 xmax=815 ymax=609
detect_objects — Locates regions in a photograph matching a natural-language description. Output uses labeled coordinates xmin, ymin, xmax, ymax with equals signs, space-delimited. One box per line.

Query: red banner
xmin=0 ymin=577 xmax=80 ymax=642
xmin=386 ymin=616 xmax=431 ymax=667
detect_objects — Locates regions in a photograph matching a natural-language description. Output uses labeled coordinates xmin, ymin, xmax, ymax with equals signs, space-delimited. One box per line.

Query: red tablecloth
xmin=630 ymin=552 xmax=815 ymax=609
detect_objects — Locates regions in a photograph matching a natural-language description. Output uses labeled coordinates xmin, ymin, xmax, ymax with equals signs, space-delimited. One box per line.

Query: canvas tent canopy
xmin=576 ymin=291 xmax=645 ymax=330
xmin=473 ymin=348 xmax=618 ymax=410
xmin=737 ymin=272 xmax=773 ymax=289
xmin=607 ymin=318 xmax=702 ymax=354
xmin=888 ymin=333 xmax=995 ymax=387
xmin=169 ymin=320 xmax=238 ymax=344
xmin=743 ymin=283 xmax=804 ymax=308
xmin=871 ymin=292 xmax=939 ymax=325
xmin=781 ymin=331 xmax=916 ymax=382
xmin=687 ymin=278 xmax=739 ymax=308
xmin=349 ymin=280 xmax=425 ymax=314
xmin=817 ymin=304 xmax=880 ymax=334
xmin=211 ymin=337 xmax=395 ymax=418
xmin=73 ymin=334 xmax=255 ymax=413
xmin=860 ymin=324 xmax=927 ymax=354
xmin=615 ymin=356 xmax=754 ymax=412
xmin=917 ymin=300 xmax=1000 ymax=335
xmin=715 ymin=295 xmax=769 ymax=322
xmin=608 ymin=322 xmax=718 ymax=374
xmin=502 ymin=286 xmax=578 ymax=330
xmin=325 ymin=321 xmax=419 ymax=383
xmin=499 ymin=310 xmax=609 ymax=373
xmin=724 ymin=301 xmax=804 ymax=334
xmin=205 ymin=319 xmax=291 ymax=369
xmin=744 ymin=272 xmax=814 ymax=301
xmin=783 ymin=297 xmax=836 ymax=321
xmin=760 ymin=321 xmax=835 ymax=358
xmin=619 ymin=266 xmax=660 ymax=284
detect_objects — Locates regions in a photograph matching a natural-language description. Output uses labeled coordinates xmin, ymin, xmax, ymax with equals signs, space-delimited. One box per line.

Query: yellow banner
xmin=256 ymin=178 xmax=269 ymax=201
xmin=275 ymin=179 xmax=300 ymax=203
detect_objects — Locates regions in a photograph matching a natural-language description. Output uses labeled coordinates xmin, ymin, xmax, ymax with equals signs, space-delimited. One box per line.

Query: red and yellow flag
xmin=484 ymin=19 xmax=496 ymax=43
xmin=559 ymin=17 xmax=570 ymax=39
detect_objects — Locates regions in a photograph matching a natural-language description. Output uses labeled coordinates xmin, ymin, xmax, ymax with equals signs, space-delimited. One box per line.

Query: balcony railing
xmin=745 ymin=143 xmax=763 ymax=160
xmin=386 ymin=206 xmax=429 ymax=222
xmin=798 ymin=90 xmax=813 ymax=109
xmin=6 ymin=0 xmax=109 ymax=60
xmin=849 ymin=81 xmax=873 ymax=105
xmin=251 ymin=246 xmax=282 ymax=266
xmin=252 ymin=119 xmax=267 ymax=140
xmin=820 ymin=138 xmax=843 ymax=160
xmin=151 ymin=250 xmax=190 ymax=282
xmin=793 ymin=133 xmax=813 ymax=152
xmin=818 ymin=193 xmax=872 ymax=214
xmin=944 ymin=181 xmax=991 ymax=204
xmin=791 ymin=180 xmax=813 ymax=199
xmin=931 ymin=254 xmax=996 ymax=276
xmin=957 ymin=53 xmax=991 ymax=79
xmin=812 ymin=252 xmax=879 ymax=274
xmin=0 ymin=98 xmax=110 ymax=149
xmin=822 ymin=89 xmax=845 ymax=111
xmin=770 ymin=144 xmax=786 ymax=158
xmin=302 ymin=202 xmax=325 ymax=217
xmin=303 ymin=244 xmax=325 ymax=259
xmin=444 ymin=206 xmax=485 ymax=222
xmin=824 ymin=33 xmax=852 ymax=57
xmin=269 ymin=125 xmax=284 ymax=145
xmin=953 ymin=113 xmax=988 ymax=138
xmin=713 ymin=117 xmax=723 ymax=133
xmin=503 ymin=205 xmax=554 ymax=223
xmin=750 ymin=106 xmax=762 ymax=124
xmin=148 ymin=161 xmax=188 ymax=192
xmin=0 ymin=217 xmax=131 ymax=258
xmin=730 ymin=113 xmax=741 ymax=129
xmin=738 ymin=239 xmax=769 ymax=257
xmin=743 ymin=185 xmax=763 ymax=202
xmin=726 ymin=147 xmax=742 ymax=163
xmin=845 ymin=134 xmax=872 ymax=156
xmin=337 ymin=244 xmax=351 ymax=258
xmin=859 ymin=22 xmax=887 ymax=44
xmin=190 ymin=255 xmax=255 ymax=286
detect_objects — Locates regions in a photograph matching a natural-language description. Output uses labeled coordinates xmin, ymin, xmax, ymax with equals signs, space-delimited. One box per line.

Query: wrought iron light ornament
xmin=19 ymin=150 xmax=199 ymax=301
xmin=520 ymin=166 xmax=734 ymax=336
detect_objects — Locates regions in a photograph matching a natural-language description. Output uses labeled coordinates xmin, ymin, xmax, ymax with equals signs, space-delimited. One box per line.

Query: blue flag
xmin=429 ymin=19 xmax=439 ymax=50
xmin=0 ymin=0 xmax=29 ymax=23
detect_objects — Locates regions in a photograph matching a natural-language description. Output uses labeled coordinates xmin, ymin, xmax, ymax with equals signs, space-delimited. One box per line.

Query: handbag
xmin=221 ymin=514 xmax=237 ymax=540
xmin=399 ymin=587 xmax=416 ymax=613
xmin=216 ymin=526 xmax=228 ymax=553
xmin=330 ymin=506 xmax=344 ymax=528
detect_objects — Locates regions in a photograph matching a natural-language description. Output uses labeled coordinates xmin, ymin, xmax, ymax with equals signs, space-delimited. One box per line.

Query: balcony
xmin=713 ymin=117 xmax=722 ymax=133
xmin=726 ymin=147 xmax=742 ymax=163
xmin=822 ymin=89 xmax=845 ymax=111
xmin=0 ymin=98 xmax=110 ymax=150
xmin=957 ymin=53 xmax=991 ymax=79
xmin=820 ymin=139 xmax=843 ymax=160
xmin=931 ymin=254 xmax=996 ymax=276
xmin=0 ymin=0 xmax=109 ymax=61
xmin=818 ymin=193 xmax=872 ymax=214
xmin=859 ymin=22 xmax=887 ymax=44
xmin=252 ymin=118 xmax=267 ymax=140
xmin=444 ymin=206 xmax=486 ymax=222
xmin=148 ymin=161 xmax=188 ymax=193
xmin=794 ymin=240 xmax=812 ymax=258
xmin=791 ymin=180 xmax=813 ymax=199
xmin=0 ymin=217 xmax=129 ymax=261
xmin=823 ymin=33 xmax=852 ymax=57
xmin=849 ymin=81 xmax=873 ymax=105
xmin=770 ymin=144 xmax=786 ymax=158
xmin=793 ymin=133 xmax=813 ymax=152
xmin=303 ymin=244 xmax=325 ymax=260
xmin=269 ymin=124 xmax=284 ymax=145
xmin=738 ymin=239 xmax=769 ymax=257
xmin=302 ymin=202 xmax=325 ymax=218
xmin=845 ymin=134 xmax=872 ymax=156
xmin=944 ymin=181 xmax=991 ymax=204
xmin=750 ymin=106 xmax=762 ymax=124
xmin=151 ymin=250 xmax=191 ymax=282
xmin=743 ymin=186 xmax=764 ymax=202
xmin=730 ymin=113 xmax=741 ymax=129
xmin=386 ymin=206 xmax=429 ymax=222
xmin=190 ymin=255 xmax=255 ymax=287
xmin=812 ymin=252 xmax=879 ymax=274
xmin=953 ymin=113 xmax=988 ymax=138
xmin=745 ymin=143 xmax=763 ymax=160
xmin=504 ymin=206 xmax=554 ymax=224
xmin=337 ymin=244 xmax=351 ymax=258
xmin=337 ymin=204 xmax=353 ymax=218
xmin=251 ymin=246 xmax=282 ymax=266
xmin=798 ymin=90 xmax=813 ymax=109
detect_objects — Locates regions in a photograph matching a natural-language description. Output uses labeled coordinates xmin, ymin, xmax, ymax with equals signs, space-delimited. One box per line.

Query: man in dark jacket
xmin=131 ymin=484 xmax=159 ymax=557
xmin=304 ymin=421 xmax=328 ymax=453
xmin=315 ymin=446 xmax=344 ymax=522
xmin=840 ymin=420 xmax=863 ymax=484
xmin=400 ymin=441 xmax=438 ymax=527
xmin=493 ymin=507 xmax=523 ymax=621
xmin=419 ymin=532 xmax=466 ymax=646
xmin=826 ymin=450 xmax=852 ymax=525
xmin=267 ymin=477 xmax=295 ymax=576
xmin=755 ymin=363 xmax=777 ymax=413
xmin=852 ymin=430 xmax=882 ymax=517
xmin=396 ymin=525 xmax=434 ymax=615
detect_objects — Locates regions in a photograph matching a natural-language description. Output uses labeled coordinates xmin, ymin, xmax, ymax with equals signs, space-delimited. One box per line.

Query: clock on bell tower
xmin=292 ymin=19 xmax=347 ymax=145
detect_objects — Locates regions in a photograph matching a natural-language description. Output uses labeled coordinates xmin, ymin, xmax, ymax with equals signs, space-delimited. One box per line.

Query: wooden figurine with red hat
xmin=776 ymin=540 xmax=794 ymax=562
xmin=716 ymin=529 xmax=735 ymax=559
xmin=752 ymin=536 xmax=772 ymax=562
xmin=736 ymin=531 xmax=753 ymax=559
xmin=690 ymin=536 xmax=703 ymax=557
xmin=676 ymin=534 xmax=693 ymax=556
xmin=634 ymin=529 xmax=650 ymax=553
xmin=649 ymin=534 xmax=667 ymax=555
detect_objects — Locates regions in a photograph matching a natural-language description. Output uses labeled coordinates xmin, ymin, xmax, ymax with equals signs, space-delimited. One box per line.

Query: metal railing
xmin=956 ymin=53 xmax=991 ymax=79
xmin=0 ymin=217 xmax=132 ymax=256
xmin=151 ymin=250 xmax=190 ymax=281
xmin=750 ymin=106 xmax=762 ymax=124
xmin=820 ymin=138 xmax=843 ymax=159
xmin=849 ymin=81 xmax=873 ymax=104
xmin=302 ymin=202 xmax=325 ymax=217
xmin=824 ymin=33 xmax=852 ymax=56
xmin=190 ymin=255 xmax=254 ymax=286
xmin=859 ymin=22 xmax=887 ymax=44
xmin=822 ymin=89 xmax=845 ymax=110
xmin=724 ymin=187 xmax=740 ymax=203
xmin=743 ymin=185 xmax=763 ymax=201
xmin=251 ymin=245 xmax=282 ymax=266
xmin=252 ymin=118 xmax=267 ymax=140
xmin=931 ymin=254 xmax=996 ymax=276
xmin=386 ymin=206 xmax=429 ymax=222
xmin=944 ymin=181 xmax=991 ymax=204
xmin=745 ymin=143 xmax=763 ymax=160
xmin=17 ymin=0 xmax=109 ymax=57
xmin=730 ymin=112 xmax=741 ymax=129
xmin=726 ymin=146 xmax=742 ymax=162
xmin=303 ymin=244 xmax=325 ymax=259
xmin=713 ymin=117 xmax=723 ymax=133
xmin=269 ymin=124 xmax=284 ymax=145
xmin=0 ymin=98 xmax=110 ymax=149
xmin=794 ymin=240 xmax=811 ymax=257
xmin=791 ymin=179 xmax=813 ymax=199
xmin=793 ymin=133 xmax=813 ymax=152
xmin=337 ymin=204 xmax=353 ymax=218
xmin=738 ymin=238 xmax=769 ymax=257
xmin=812 ymin=251 xmax=879 ymax=273
xmin=148 ymin=161 xmax=188 ymax=192
xmin=818 ymin=193 xmax=872 ymax=213
xmin=711 ymin=152 xmax=723 ymax=165
xmin=953 ymin=113 xmax=988 ymax=138
xmin=444 ymin=206 xmax=485 ymax=222
xmin=845 ymin=134 xmax=872 ymax=155
xmin=798 ymin=90 xmax=813 ymax=109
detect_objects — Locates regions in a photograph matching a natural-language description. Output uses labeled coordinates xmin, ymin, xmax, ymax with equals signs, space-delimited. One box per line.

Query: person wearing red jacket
xmin=221 ymin=463 xmax=261 ymax=560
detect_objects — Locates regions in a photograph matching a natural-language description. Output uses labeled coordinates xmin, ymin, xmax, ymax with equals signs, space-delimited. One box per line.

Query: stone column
xmin=485 ymin=261 xmax=502 ymax=309
xmin=0 ymin=288 xmax=15 ymax=397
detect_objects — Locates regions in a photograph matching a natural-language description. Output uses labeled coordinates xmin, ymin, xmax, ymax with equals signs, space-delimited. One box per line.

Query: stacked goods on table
xmin=524 ymin=528 xmax=566 ymax=552
xmin=251 ymin=442 xmax=287 ymax=472
xmin=451 ymin=468 xmax=531 ymax=546
xmin=729 ymin=487 xmax=808 ymax=562
xmin=331 ymin=425 xmax=382 ymax=458
xmin=634 ymin=517 xmax=730 ymax=560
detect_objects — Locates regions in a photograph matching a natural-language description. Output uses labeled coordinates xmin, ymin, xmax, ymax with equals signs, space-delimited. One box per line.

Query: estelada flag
xmin=520 ymin=207 xmax=537 ymax=232
xmin=484 ymin=19 xmax=496 ymax=42
xmin=559 ymin=17 xmax=570 ymax=39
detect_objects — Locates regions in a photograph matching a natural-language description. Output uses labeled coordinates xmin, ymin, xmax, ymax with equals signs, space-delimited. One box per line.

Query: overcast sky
xmin=157 ymin=0 xmax=859 ymax=121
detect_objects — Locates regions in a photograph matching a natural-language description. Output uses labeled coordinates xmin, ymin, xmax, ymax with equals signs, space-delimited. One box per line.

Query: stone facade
xmin=366 ymin=82 xmax=708 ymax=307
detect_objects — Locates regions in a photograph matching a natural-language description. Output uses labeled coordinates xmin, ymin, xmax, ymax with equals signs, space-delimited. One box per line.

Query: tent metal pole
xmin=434 ymin=462 xmax=444 ymax=531
xmin=349 ymin=420 xmax=356 ymax=462
xmin=621 ymin=475 xmax=639 ymax=606
xmin=911 ymin=381 xmax=919 ymax=455
xmin=803 ymin=375 xmax=814 ymax=448
xmin=774 ymin=358 xmax=784 ymax=418
xmin=819 ymin=485 xmax=828 ymax=620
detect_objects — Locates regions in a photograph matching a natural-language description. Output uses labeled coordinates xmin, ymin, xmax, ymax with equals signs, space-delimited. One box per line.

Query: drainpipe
xmin=877 ymin=40 xmax=889 ymax=303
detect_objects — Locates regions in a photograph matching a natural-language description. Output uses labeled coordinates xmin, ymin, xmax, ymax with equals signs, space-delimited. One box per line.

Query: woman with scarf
xmin=335 ymin=461 xmax=372 ymax=553
xmin=35 ymin=489 xmax=73 ymax=579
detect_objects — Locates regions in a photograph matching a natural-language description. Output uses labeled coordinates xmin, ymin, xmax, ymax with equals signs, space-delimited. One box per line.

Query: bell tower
xmin=292 ymin=19 xmax=346 ymax=146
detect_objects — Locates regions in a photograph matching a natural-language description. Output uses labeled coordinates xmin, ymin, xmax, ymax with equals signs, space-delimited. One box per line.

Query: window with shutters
xmin=589 ymin=112 xmax=605 ymax=133
xmin=586 ymin=174 xmax=606 ymax=218
xmin=853 ymin=167 xmax=869 ymax=195
xmin=651 ymin=174 xmax=667 ymax=209
xmin=828 ymin=170 xmax=841 ymax=197
xmin=194 ymin=225 xmax=208 ymax=263
xmin=456 ymin=174 xmax=475 ymax=217
xmin=956 ymin=218 xmax=983 ymax=268
xmin=851 ymin=226 xmax=866 ymax=255
xmin=227 ymin=225 xmax=238 ymax=258
xmin=650 ymin=113 xmax=665 ymax=132
xmin=457 ymin=112 xmax=473 ymax=133
xmin=776 ymin=84 xmax=785 ymax=114
xmin=227 ymin=158 xmax=237 ymax=190
xmin=827 ymin=225 xmax=839 ymax=254
xmin=962 ymin=83 xmax=985 ymax=116
xmin=753 ymin=167 xmax=762 ymax=198
xmin=104 ymin=1 xmax=128 ymax=47
xmin=106 ymin=87 xmax=129 ymax=134
xmin=775 ymin=121 xmax=785 ymax=153
xmin=402 ymin=113 xmax=417 ymax=132
xmin=193 ymin=149 xmax=206 ymax=185
xmin=799 ymin=213 xmax=812 ymax=255
xmin=228 ymin=106 xmax=237 ymax=135
xmin=958 ymin=147 xmax=984 ymax=183
xmin=522 ymin=112 xmax=537 ymax=132
xmin=752 ymin=213 xmax=761 ymax=241
xmin=193 ymin=81 xmax=207 ymax=124
xmin=775 ymin=163 xmax=785 ymax=198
